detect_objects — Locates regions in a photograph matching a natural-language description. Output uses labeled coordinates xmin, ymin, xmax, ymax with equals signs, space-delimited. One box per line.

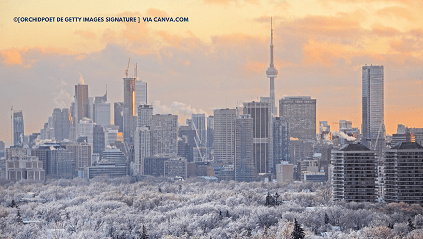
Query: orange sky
xmin=1 ymin=0 xmax=423 ymax=144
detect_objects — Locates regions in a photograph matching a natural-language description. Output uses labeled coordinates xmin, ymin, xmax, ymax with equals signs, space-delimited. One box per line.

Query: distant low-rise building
xmin=6 ymin=154 xmax=45 ymax=181
xmin=164 ymin=157 xmax=188 ymax=179
xmin=276 ymin=163 xmax=293 ymax=183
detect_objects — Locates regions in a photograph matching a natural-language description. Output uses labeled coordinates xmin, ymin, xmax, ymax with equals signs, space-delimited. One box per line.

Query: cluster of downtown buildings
xmin=1 ymin=23 xmax=423 ymax=205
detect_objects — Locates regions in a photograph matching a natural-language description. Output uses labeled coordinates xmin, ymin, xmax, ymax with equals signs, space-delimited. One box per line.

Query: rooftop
xmin=391 ymin=142 xmax=423 ymax=150
xmin=339 ymin=143 xmax=370 ymax=151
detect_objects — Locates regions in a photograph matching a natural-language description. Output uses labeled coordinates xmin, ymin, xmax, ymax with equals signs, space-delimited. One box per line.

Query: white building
xmin=134 ymin=126 xmax=151 ymax=175
xmin=213 ymin=108 xmax=236 ymax=164
xmin=191 ymin=113 xmax=206 ymax=147
xmin=94 ymin=102 xmax=110 ymax=127
xmin=151 ymin=114 xmax=178 ymax=157
xmin=78 ymin=118 xmax=94 ymax=145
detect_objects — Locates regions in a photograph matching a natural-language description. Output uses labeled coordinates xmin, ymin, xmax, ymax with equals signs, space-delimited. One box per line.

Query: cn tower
xmin=266 ymin=17 xmax=278 ymax=116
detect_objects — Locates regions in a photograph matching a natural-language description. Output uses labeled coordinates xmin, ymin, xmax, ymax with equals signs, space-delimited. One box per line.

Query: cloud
xmin=53 ymin=89 xmax=73 ymax=108
xmin=151 ymin=101 xmax=207 ymax=125
xmin=371 ymin=24 xmax=401 ymax=37
xmin=1 ymin=48 xmax=23 ymax=65
xmin=243 ymin=61 xmax=265 ymax=73
xmin=376 ymin=6 xmax=415 ymax=21
xmin=74 ymin=30 xmax=96 ymax=40
xmin=146 ymin=8 xmax=169 ymax=17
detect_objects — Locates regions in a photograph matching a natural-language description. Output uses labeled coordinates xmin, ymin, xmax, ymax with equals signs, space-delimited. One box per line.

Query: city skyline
xmin=2 ymin=0 xmax=423 ymax=145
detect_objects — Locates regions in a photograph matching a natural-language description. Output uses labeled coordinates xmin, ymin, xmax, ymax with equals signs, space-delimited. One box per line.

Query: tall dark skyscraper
xmin=243 ymin=101 xmax=273 ymax=174
xmin=279 ymin=96 xmax=316 ymax=140
xmin=273 ymin=116 xmax=290 ymax=173
xmin=114 ymin=102 xmax=124 ymax=132
xmin=53 ymin=108 xmax=71 ymax=142
xmin=361 ymin=65 xmax=385 ymax=157
xmin=13 ymin=110 xmax=24 ymax=146
xmin=93 ymin=125 xmax=105 ymax=159
xmin=75 ymin=84 xmax=89 ymax=134
xmin=123 ymin=77 xmax=136 ymax=142
xmin=266 ymin=18 xmax=278 ymax=116
xmin=235 ymin=114 xmax=254 ymax=182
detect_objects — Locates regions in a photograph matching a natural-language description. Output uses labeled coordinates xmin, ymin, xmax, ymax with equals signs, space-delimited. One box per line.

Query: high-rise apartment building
xmin=134 ymin=126 xmax=151 ymax=175
xmin=361 ymin=65 xmax=385 ymax=157
xmin=137 ymin=104 xmax=153 ymax=127
xmin=213 ymin=108 xmax=236 ymax=164
xmin=13 ymin=110 xmax=24 ymax=146
xmin=234 ymin=114 xmax=255 ymax=182
xmin=279 ymin=96 xmax=316 ymax=140
xmin=151 ymin=114 xmax=178 ymax=157
xmin=331 ymin=144 xmax=377 ymax=202
xmin=384 ymin=142 xmax=423 ymax=205
xmin=243 ymin=101 xmax=273 ymax=174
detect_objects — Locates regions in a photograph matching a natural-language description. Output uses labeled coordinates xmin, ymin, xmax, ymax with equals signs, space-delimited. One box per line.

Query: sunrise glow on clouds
xmin=1 ymin=0 xmax=423 ymax=143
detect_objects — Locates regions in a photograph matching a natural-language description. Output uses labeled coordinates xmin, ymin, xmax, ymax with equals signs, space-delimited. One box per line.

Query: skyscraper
xmin=207 ymin=116 xmax=214 ymax=160
xmin=93 ymin=125 xmax=105 ymax=159
xmin=361 ymin=65 xmax=385 ymax=156
xmin=78 ymin=118 xmax=94 ymax=145
xmin=134 ymin=126 xmax=151 ymax=175
xmin=13 ymin=110 xmax=24 ymax=146
xmin=114 ymin=102 xmax=124 ymax=132
xmin=243 ymin=101 xmax=273 ymax=174
xmin=123 ymin=77 xmax=136 ymax=142
xmin=279 ymin=96 xmax=316 ymax=140
xmin=234 ymin=114 xmax=255 ymax=182
xmin=137 ymin=104 xmax=153 ymax=128
xmin=52 ymin=108 xmax=71 ymax=142
xmin=191 ymin=113 xmax=206 ymax=147
xmin=266 ymin=18 xmax=278 ymax=116
xmin=134 ymin=104 xmax=153 ymax=175
xmin=75 ymin=84 xmax=89 ymax=134
xmin=93 ymin=91 xmax=110 ymax=127
xmin=273 ymin=117 xmax=290 ymax=172
xmin=135 ymin=79 xmax=147 ymax=112
xmin=151 ymin=114 xmax=178 ymax=157
xmin=213 ymin=108 xmax=236 ymax=164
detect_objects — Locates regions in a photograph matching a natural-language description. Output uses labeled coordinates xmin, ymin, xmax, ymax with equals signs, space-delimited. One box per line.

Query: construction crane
xmin=125 ymin=57 xmax=131 ymax=77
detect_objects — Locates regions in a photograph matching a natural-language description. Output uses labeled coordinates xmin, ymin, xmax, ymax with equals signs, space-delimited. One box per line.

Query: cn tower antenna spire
xmin=266 ymin=17 xmax=278 ymax=116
